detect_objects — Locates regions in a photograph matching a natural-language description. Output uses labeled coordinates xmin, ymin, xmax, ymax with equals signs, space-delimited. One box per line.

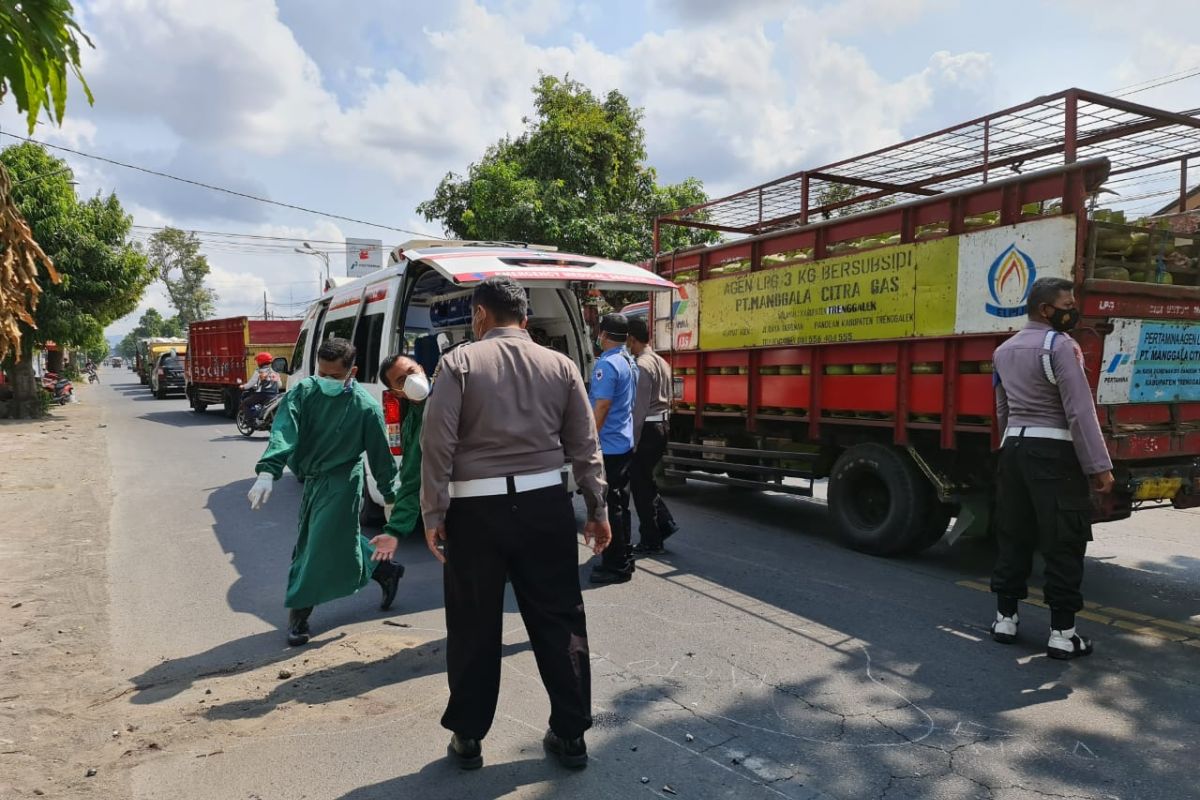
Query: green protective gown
xmin=388 ymin=398 xmax=425 ymax=536
xmin=255 ymin=377 xmax=399 ymax=610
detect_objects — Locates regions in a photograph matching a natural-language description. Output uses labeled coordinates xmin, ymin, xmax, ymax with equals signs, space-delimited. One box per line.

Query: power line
xmin=1112 ymin=66 xmax=1200 ymax=97
xmin=0 ymin=131 xmax=444 ymax=240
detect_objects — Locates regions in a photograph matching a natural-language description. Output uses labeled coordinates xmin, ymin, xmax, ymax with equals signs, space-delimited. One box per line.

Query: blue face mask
xmin=315 ymin=375 xmax=350 ymax=397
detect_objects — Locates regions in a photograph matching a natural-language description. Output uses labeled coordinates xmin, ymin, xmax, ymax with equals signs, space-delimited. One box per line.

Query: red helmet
xmin=255 ymin=352 xmax=273 ymax=367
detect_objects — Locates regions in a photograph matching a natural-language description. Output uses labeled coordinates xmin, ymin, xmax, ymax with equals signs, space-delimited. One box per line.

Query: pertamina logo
xmin=985 ymin=243 xmax=1037 ymax=318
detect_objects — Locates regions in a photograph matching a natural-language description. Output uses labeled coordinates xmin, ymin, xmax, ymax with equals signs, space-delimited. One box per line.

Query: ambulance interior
xmin=398 ymin=264 xmax=590 ymax=378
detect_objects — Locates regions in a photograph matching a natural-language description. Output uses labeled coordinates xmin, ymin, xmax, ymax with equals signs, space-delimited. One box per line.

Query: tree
xmin=813 ymin=181 xmax=895 ymax=219
xmin=0 ymin=0 xmax=93 ymax=135
xmin=419 ymin=75 xmax=719 ymax=266
xmin=145 ymin=227 xmax=217 ymax=325
xmin=117 ymin=307 xmax=183 ymax=359
xmin=0 ymin=1 xmax=94 ymax=416
xmin=0 ymin=143 xmax=151 ymax=416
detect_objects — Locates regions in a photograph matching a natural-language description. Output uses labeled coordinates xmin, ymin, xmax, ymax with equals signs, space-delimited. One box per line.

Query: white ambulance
xmin=278 ymin=240 xmax=674 ymax=521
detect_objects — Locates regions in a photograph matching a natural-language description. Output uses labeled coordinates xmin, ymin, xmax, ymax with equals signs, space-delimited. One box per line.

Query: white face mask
xmin=402 ymin=372 xmax=430 ymax=401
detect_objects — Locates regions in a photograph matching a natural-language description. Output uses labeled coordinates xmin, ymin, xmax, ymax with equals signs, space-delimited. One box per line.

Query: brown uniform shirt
xmin=419 ymin=326 xmax=607 ymax=529
xmin=993 ymin=321 xmax=1113 ymax=475
xmin=632 ymin=346 xmax=672 ymax=447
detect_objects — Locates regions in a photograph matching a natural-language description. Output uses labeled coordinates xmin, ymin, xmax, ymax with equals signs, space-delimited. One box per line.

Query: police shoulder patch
xmin=595 ymin=368 xmax=604 ymax=381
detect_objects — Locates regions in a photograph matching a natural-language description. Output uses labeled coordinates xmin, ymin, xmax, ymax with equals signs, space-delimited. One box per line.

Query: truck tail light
xmin=382 ymin=391 xmax=404 ymax=456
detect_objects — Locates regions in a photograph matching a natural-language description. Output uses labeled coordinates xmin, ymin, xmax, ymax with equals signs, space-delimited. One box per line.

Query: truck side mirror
xmin=272 ymin=356 xmax=290 ymax=375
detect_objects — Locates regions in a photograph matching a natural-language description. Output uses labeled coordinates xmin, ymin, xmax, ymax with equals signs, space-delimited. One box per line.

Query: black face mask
xmin=1047 ymin=306 xmax=1080 ymax=333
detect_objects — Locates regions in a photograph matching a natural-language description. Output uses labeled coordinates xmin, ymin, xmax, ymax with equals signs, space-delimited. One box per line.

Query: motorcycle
xmin=236 ymin=390 xmax=285 ymax=437
xmin=86 ymin=366 xmax=99 ymax=384
xmin=41 ymin=372 xmax=74 ymax=405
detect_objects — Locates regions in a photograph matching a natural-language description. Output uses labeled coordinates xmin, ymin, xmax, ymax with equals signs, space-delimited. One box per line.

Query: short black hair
xmin=317 ymin=337 xmax=356 ymax=369
xmin=378 ymin=354 xmax=402 ymax=389
xmin=627 ymin=316 xmax=650 ymax=344
xmin=1026 ymin=277 xmax=1074 ymax=317
xmin=472 ymin=276 xmax=528 ymax=324
xmin=378 ymin=354 xmax=417 ymax=389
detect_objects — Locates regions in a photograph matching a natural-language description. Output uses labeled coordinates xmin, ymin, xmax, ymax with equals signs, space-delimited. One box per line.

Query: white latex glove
xmin=248 ymin=473 xmax=274 ymax=510
xmin=384 ymin=502 xmax=395 ymax=521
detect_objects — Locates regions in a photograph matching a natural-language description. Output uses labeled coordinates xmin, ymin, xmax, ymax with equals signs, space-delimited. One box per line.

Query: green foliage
xmin=814 ymin=181 xmax=896 ymax=218
xmin=418 ymin=75 xmax=719 ymax=265
xmin=117 ymin=307 xmax=183 ymax=359
xmin=144 ymin=227 xmax=217 ymax=325
xmin=0 ymin=0 xmax=94 ymax=134
xmin=0 ymin=142 xmax=152 ymax=356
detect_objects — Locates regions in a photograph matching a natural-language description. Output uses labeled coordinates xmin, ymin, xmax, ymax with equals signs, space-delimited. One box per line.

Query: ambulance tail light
xmin=382 ymin=391 xmax=404 ymax=456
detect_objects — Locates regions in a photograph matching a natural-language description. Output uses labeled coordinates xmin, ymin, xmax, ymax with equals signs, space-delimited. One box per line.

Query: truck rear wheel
xmin=223 ymin=389 xmax=238 ymax=419
xmin=828 ymin=443 xmax=933 ymax=556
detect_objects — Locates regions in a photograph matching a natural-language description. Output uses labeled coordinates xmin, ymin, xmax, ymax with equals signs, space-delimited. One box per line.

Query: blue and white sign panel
xmin=1096 ymin=318 xmax=1200 ymax=404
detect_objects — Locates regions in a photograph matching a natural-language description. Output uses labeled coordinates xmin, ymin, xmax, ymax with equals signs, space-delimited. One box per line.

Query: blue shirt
xmin=590 ymin=346 xmax=638 ymax=455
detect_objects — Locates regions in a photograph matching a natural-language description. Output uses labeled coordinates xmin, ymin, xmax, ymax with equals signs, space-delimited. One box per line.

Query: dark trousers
xmin=631 ymin=421 xmax=676 ymax=548
xmin=600 ymin=451 xmax=633 ymax=575
xmin=990 ymin=436 xmax=1093 ymax=615
xmin=441 ymin=485 xmax=592 ymax=740
xmin=240 ymin=390 xmax=277 ymax=423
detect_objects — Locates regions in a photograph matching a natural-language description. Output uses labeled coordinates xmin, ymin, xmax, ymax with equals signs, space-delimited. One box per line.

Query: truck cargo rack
xmin=656 ymin=88 xmax=1200 ymax=239
xmin=663 ymin=442 xmax=816 ymax=496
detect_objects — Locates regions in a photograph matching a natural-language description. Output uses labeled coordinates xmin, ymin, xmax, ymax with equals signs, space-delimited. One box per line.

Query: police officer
xmin=588 ymin=313 xmax=639 ymax=585
xmin=420 ymin=276 xmax=611 ymax=771
xmin=627 ymin=316 xmax=679 ymax=556
xmin=990 ymin=277 xmax=1114 ymax=659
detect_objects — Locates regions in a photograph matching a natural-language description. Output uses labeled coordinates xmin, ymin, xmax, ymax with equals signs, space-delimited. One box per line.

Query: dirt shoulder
xmin=0 ymin=394 xmax=126 ymax=798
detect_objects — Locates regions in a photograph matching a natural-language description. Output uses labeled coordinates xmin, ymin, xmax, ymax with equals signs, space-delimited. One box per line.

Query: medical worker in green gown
xmin=378 ymin=354 xmax=429 ymax=540
xmin=247 ymin=337 xmax=407 ymax=646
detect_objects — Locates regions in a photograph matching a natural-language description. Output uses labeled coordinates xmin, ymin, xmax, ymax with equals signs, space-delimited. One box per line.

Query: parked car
xmin=149 ymin=351 xmax=186 ymax=399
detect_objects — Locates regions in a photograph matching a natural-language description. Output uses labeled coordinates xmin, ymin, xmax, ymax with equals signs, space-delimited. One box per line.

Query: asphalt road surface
xmin=97 ymin=369 xmax=1200 ymax=800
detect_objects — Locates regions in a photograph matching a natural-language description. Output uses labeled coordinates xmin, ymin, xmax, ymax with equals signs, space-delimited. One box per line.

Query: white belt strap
xmin=449 ymin=469 xmax=563 ymax=499
xmin=645 ymin=412 xmax=669 ymax=422
xmin=1003 ymin=426 xmax=1073 ymax=444
xmin=1041 ymin=330 xmax=1059 ymax=386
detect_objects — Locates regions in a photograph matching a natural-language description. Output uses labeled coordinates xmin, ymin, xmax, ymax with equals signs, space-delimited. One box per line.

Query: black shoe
xmin=589 ymin=566 xmax=632 ymax=585
xmin=372 ymin=560 xmax=405 ymax=611
xmin=632 ymin=543 xmax=666 ymax=557
xmin=287 ymin=607 xmax=312 ymax=647
xmin=543 ymin=729 xmax=588 ymax=769
xmin=448 ymin=733 xmax=483 ymax=770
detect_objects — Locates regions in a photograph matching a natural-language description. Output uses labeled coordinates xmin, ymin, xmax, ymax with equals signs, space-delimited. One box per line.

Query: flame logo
xmin=985 ymin=243 xmax=1037 ymax=318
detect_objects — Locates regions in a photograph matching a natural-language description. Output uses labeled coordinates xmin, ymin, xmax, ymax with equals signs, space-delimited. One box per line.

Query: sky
xmin=2 ymin=0 xmax=1197 ymax=337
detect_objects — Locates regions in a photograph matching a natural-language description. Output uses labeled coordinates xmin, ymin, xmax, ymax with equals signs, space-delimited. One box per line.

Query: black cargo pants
xmin=630 ymin=421 xmax=677 ymax=548
xmin=990 ymin=435 xmax=1093 ymax=614
xmin=440 ymin=484 xmax=592 ymax=741
xmin=600 ymin=451 xmax=634 ymax=575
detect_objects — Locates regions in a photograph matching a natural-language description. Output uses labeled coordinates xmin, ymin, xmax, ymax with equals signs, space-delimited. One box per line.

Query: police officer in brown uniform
xmin=990 ymin=277 xmax=1115 ymax=659
xmin=627 ymin=316 xmax=679 ymax=555
xmin=419 ymin=276 xmax=612 ymax=770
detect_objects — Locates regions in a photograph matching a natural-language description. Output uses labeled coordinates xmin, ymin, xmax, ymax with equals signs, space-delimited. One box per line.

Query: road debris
xmin=277 ymin=669 xmax=293 ymax=679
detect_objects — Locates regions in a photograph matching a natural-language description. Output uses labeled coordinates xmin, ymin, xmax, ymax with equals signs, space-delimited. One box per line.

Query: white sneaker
xmin=991 ymin=612 xmax=1019 ymax=644
xmin=1047 ymin=627 xmax=1094 ymax=660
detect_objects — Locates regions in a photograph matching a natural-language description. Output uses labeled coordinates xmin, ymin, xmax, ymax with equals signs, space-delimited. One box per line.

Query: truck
xmin=184 ymin=317 xmax=302 ymax=416
xmin=136 ymin=338 xmax=187 ymax=387
xmin=649 ymin=88 xmax=1200 ymax=556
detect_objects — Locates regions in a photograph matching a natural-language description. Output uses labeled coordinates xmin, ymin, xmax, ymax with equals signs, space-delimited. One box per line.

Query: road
xmin=88 ymin=368 xmax=1200 ymax=799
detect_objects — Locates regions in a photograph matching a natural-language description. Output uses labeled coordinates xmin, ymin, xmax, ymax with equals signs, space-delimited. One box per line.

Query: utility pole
xmin=263 ymin=291 xmax=269 ymax=320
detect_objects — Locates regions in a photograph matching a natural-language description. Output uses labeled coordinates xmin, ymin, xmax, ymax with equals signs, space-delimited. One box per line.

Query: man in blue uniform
xmin=588 ymin=313 xmax=638 ymax=585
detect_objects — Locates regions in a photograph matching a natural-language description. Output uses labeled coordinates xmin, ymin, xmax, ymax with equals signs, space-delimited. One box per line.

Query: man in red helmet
xmin=240 ymin=352 xmax=282 ymax=426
